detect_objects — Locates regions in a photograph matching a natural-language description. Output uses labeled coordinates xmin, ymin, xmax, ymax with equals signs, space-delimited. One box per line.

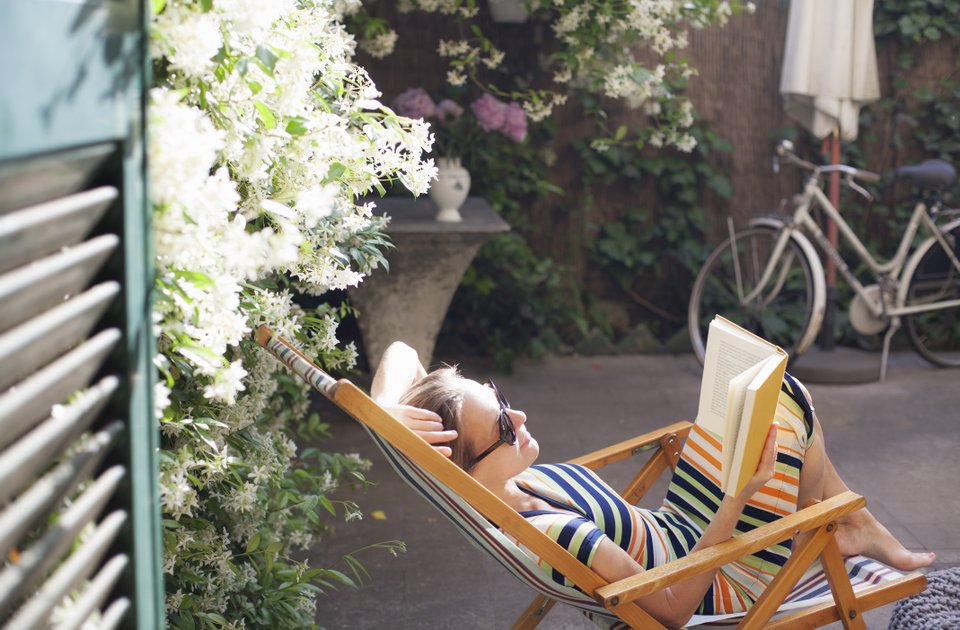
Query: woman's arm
xmin=589 ymin=423 xmax=779 ymax=628
xmin=371 ymin=342 xmax=457 ymax=457
xmin=371 ymin=341 xmax=427 ymax=405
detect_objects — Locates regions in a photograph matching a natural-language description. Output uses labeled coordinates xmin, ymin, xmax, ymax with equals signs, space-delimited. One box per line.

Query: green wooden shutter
xmin=0 ymin=1 xmax=164 ymax=629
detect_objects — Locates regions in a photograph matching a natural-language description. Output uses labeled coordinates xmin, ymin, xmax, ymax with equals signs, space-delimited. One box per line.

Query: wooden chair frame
xmin=255 ymin=326 xmax=926 ymax=630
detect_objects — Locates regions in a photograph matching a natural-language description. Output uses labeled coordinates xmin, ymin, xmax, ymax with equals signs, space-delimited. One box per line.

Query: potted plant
xmin=392 ymin=88 xmax=528 ymax=221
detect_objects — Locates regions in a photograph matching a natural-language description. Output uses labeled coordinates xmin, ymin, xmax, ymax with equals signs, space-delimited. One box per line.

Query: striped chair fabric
xmin=258 ymin=328 xmax=910 ymax=628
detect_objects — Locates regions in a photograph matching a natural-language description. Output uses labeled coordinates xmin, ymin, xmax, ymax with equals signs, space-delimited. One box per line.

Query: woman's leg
xmin=797 ymin=414 xmax=935 ymax=571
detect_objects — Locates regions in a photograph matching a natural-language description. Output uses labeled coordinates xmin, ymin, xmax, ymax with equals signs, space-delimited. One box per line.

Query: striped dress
xmin=511 ymin=373 xmax=816 ymax=615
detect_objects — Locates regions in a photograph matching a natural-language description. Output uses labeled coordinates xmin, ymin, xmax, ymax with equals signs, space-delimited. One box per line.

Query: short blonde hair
xmin=400 ymin=366 xmax=472 ymax=470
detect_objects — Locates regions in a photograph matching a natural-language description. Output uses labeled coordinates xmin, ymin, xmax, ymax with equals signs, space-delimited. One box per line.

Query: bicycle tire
xmin=902 ymin=225 xmax=960 ymax=368
xmin=688 ymin=225 xmax=819 ymax=364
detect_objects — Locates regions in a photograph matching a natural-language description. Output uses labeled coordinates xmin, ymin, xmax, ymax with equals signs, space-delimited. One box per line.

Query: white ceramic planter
xmin=429 ymin=157 xmax=471 ymax=222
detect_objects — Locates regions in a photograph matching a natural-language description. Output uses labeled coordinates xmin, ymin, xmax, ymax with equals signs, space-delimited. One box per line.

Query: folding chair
xmin=255 ymin=326 xmax=927 ymax=629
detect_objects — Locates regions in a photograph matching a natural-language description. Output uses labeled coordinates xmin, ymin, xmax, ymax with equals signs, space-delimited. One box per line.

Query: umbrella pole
xmin=819 ymin=132 xmax=841 ymax=351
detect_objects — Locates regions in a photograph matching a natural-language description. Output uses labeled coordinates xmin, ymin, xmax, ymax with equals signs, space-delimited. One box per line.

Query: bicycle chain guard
xmin=849 ymin=284 xmax=890 ymax=335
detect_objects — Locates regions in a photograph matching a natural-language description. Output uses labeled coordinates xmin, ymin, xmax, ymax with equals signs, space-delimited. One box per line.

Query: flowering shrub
xmin=392 ymin=88 xmax=527 ymax=157
xmin=347 ymin=0 xmax=754 ymax=151
xmin=149 ymin=0 xmax=435 ymax=627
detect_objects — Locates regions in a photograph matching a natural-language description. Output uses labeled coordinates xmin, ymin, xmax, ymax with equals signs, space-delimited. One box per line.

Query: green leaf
xmin=199 ymin=0 xmax=212 ymax=11
xmin=255 ymin=45 xmax=280 ymax=76
xmin=254 ymin=101 xmax=277 ymax=130
xmin=265 ymin=541 xmax=284 ymax=554
xmin=246 ymin=533 xmax=261 ymax=553
xmin=324 ymin=569 xmax=357 ymax=589
xmin=286 ymin=116 xmax=309 ymax=136
xmin=614 ymin=125 xmax=627 ymax=141
xmin=151 ymin=0 xmax=166 ymax=14
xmin=326 ymin=162 xmax=347 ymax=181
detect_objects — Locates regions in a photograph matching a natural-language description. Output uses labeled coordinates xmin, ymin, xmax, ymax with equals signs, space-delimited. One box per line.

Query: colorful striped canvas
xmin=255 ymin=327 xmax=908 ymax=628
xmin=364 ymin=427 xmax=905 ymax=628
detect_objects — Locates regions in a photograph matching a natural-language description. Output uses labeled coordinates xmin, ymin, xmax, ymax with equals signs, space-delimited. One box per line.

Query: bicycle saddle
xmin=895 ymin=159 xmax=957 ymax=190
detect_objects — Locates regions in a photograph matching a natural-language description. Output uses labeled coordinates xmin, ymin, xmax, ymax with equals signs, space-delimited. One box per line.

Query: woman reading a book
xmin=371 ymin=341 xmax=934 ymax=628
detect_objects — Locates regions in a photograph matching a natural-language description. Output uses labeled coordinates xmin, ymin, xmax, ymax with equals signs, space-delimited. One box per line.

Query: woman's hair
xmin=400 ymin=366 xmax=472 ymax=470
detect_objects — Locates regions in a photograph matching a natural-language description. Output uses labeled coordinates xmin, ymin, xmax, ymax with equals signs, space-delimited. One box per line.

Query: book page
xmin=696 ymin=318 xmax=778 ymax=434
xmin=727 ymin=353 xmax=787 ymax=497
xmin=721 ymin=363 xmax=763 ymax=492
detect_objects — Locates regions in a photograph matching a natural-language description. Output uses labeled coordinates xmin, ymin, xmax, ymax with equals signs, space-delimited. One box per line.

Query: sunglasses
xmin=468 ymin=380 xmax=517 ymax=468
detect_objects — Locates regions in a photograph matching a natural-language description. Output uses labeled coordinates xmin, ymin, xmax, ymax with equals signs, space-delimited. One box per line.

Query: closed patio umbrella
xmin=779 ymin=0 xmax=880 ymax=359
xmin=780 ymin=0 xmax=880 ymax=142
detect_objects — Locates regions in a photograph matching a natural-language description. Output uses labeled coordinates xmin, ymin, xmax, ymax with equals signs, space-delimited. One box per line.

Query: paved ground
xmin=309 ymin=350 xmax=958 ymax=629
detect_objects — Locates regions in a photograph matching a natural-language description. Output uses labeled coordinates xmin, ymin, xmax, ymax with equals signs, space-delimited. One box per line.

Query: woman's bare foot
xmin=835 ymin=509 xmax=935 ymax=571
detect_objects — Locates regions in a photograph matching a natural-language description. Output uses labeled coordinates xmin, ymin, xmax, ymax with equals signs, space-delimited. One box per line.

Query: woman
xmin=371 ymin=342 xmax=934 ymax=628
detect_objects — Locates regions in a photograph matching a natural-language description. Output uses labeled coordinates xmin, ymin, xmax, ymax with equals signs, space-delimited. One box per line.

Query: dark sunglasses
xmin=468 ymin=380 xmax=517 ymax=468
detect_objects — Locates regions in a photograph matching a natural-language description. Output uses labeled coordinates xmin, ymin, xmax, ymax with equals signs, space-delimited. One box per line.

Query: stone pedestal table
xmin=347 ymin=196 xmax=509 ymax=372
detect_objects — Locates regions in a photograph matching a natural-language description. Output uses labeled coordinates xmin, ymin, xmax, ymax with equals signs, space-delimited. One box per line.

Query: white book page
xmin=728 ymin=354 xmax=784 ymax=495
xmin=721 ymin=363 xmax=763 ymax=492
xmin=696 ymin=318 xmax=777 ymax=434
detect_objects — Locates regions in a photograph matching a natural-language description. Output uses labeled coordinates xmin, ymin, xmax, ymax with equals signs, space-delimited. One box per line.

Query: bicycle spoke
xmin=904 ymin=231 xmax=960 ymax=367
xmin=689 ymin=227 xmax=817 ymax=364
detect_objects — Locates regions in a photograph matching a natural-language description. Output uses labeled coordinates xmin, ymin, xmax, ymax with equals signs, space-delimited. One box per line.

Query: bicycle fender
xmin=747 ymin=218 xmax=827 ymax=355
xmin=897 ymin=217 xmax=960 ymax=306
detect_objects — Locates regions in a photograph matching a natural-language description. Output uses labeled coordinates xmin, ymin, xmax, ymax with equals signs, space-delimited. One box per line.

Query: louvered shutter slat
xmin=0 ymin=282 xmax=120 ymax=390
xmin=54 ymin=553 xmax=130 ymax=630
xmin=0 ymin=376 xmax=118 ymax=505
xmin=0 ymin=187 xmax=117 ymax=273
xmin=97 ymin=597 xmax=131 ymax=630
xmin=0 ymin=423 xmax=123 ymax=563
xmin=3 ymin=510 xmax=127 ymax=630
xmin=0 ymin=465 xmax=126 ymax=616
xmin=0 ymin=328 xmax=121 ymax=451
xmin=0 ymin=234 xmax=118 ymax=331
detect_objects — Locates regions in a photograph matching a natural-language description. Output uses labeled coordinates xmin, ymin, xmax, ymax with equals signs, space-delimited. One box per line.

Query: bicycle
xmin=688 ymin=139 xmax=960 ymax=378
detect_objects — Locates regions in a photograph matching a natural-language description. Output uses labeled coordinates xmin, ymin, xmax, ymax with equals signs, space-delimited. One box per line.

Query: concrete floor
xmin=309 ymin=350 xmax=958 ymax=629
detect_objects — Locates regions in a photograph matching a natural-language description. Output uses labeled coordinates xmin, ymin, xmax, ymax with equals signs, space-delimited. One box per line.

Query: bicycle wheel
xmin=902 ymin=227 xmax=960 ymax=367
xmin=688 ymin=226 xmax=818 ymax=364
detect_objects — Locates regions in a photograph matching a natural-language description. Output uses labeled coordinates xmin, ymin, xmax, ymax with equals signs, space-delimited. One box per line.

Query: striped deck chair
xmin=255 ymin=326 xmax=926 ymax=629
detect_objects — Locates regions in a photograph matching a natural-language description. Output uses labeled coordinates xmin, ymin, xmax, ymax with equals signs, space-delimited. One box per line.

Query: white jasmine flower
xmin=203 ymin=360 xmax=248 ymax=405
xmin=153 ymin=5 xmax=223 ymax=79
xmin=359 ymin=30 xmax=398 ymax=59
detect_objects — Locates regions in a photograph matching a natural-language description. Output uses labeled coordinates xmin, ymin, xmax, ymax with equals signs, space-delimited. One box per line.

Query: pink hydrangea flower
xmin=501 ymin=102 xmax=527 ymax=142
xmin=435 ymin=98 xmax=464 ymax=125
xmin=470 ymin=93 xmax=508 ymax=132
xmin=392 ymin=88 xmax=436 ymax=120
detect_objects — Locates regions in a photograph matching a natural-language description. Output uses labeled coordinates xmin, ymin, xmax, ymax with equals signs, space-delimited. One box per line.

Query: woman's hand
xmin=383 ymin=404 xmax=458 ymax=457
xmin=732 ymin=422 xmax=779 ymax=507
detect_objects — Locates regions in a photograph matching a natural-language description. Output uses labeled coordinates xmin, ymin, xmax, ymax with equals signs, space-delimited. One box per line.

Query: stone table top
xmin=373 ymin=196 xmax=510 ymax=234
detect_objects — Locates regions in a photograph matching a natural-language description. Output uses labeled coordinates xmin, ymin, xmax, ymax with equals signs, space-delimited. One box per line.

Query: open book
xmin=695 ymin=316 xmax=787 ymax=497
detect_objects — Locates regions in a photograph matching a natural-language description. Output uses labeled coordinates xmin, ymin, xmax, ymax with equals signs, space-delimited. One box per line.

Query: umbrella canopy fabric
xmin=780 ymin=0 xmax=880 ymax=141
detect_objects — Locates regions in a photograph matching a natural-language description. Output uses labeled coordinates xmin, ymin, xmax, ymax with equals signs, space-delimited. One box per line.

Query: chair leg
xmin=511 ymin=594 xmax=556 ymax=630
xmin=738 ymin=523 xmax=835 ymax=629
xmin=819 ymin=536 xmax=866 ymax=629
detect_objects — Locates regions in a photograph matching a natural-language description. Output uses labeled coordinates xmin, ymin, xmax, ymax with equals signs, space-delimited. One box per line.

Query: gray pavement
xmin=309 ymin=351 xmax=958 ymax=629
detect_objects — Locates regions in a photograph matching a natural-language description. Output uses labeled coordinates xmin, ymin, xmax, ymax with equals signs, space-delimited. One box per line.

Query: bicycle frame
xmin=743 ymin=175 xmax=960 ymax=321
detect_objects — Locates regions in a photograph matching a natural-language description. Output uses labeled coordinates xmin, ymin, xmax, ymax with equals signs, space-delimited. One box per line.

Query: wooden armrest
xmin=567 ymin=421 xmax=692 ymax=469
xmin=595 ymin=490 xmax=866 ymax=606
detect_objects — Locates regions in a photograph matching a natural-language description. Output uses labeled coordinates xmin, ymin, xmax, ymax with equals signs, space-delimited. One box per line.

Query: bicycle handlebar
xmin=775 ymin=139 xmax=880 ymax=184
